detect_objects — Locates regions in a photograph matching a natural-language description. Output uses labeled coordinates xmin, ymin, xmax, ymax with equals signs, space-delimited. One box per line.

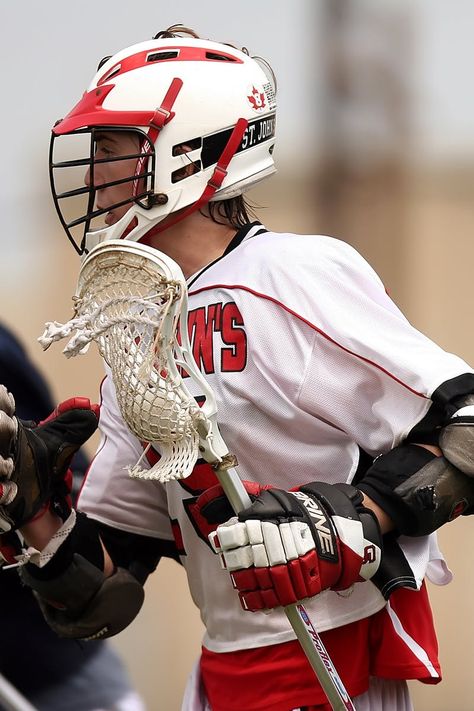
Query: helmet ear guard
xmin=50 ymin=36 xmax=277 ymax=255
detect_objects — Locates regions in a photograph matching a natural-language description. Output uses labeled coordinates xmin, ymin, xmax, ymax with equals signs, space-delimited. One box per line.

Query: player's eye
xmin=95 ymin=142 xmax=114 ymax=158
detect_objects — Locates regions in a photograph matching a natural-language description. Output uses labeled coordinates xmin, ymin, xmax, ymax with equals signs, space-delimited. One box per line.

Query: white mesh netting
xmin=40 ymin=246 xmax=204 ymax=482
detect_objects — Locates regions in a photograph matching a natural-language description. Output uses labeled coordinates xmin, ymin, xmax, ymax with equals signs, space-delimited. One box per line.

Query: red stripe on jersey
xmin=170 ymin=518 xmax=186 ymax=556
xmin=142 ymin=444 xmax=219 ymax=495
xmin=178 ymin=460 xmax=219 ymax=495
xmin=142 ymin=441 xmax=219 ymax=501
xmin=75 ymin=376 xmax=106 ymax=505
xmin=188 ymin=284 xmax=428 ymax=400
xmin=200 ymin=583 xmax=440 ymax=711
xmin=144 ymin=445 xmax=160 ymax=467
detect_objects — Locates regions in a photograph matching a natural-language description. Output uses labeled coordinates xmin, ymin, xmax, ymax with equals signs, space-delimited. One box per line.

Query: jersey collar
xmin=187 ymin=221 xmax=266 ymax=287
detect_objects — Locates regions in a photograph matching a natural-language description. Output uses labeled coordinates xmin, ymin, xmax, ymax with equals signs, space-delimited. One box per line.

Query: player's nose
xmin=84 ymin=164 xmax=105 ymax=188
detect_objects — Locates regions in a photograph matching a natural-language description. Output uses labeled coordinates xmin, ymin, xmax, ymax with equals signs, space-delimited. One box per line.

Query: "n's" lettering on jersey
xmin=187 ymin=302 xmax=247 ymax=374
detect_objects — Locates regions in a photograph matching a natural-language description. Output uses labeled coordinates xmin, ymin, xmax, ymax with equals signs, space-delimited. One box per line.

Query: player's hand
xmin=208 ymin=481 xmax=382 ymax=611
xmin=0 ymin=385 xmax=99 ymax=532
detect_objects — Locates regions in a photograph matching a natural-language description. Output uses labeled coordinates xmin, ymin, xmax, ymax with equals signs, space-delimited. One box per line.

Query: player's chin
xmin=104 ymin=205 xmax=133 ymax=227
xmin=104 ymin=211 xmax=117 ymax=226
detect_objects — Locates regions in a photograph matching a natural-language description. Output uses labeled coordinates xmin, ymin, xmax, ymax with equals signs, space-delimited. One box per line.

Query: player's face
xmin=85 ymin=131 xmax=141 ymax=226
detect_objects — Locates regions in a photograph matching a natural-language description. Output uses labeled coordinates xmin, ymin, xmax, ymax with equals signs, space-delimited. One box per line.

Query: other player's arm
xmin=0 ymin=385 xmax=175 ymax=639
xmin=19 ymin=510 xmax=177 ymax=640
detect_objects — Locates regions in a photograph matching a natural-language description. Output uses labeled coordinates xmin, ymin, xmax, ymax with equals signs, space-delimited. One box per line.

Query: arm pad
xmin=359 ymin=445 xmax=474 ymax=536
xmin=439 ymin=393 xmax=474 ymax=475
xmin=20 ymin=555 xmax=144 ymax=640
xmin=18 ymin=511 xmax=145 ymax=640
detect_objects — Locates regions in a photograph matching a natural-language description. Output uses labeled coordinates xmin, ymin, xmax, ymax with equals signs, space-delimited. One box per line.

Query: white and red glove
xmin=208 ymin=481 xmax=382 ymax=612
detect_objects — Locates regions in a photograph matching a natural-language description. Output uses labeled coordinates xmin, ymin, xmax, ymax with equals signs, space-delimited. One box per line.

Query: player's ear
xmin=172 ymin=144 xmax=200 ymax=183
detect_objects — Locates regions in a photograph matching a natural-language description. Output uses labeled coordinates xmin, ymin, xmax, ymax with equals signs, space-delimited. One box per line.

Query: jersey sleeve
xmin=287 ymin=236 xmax=473 ymax=455
xmin=77 ymin=371 xmax=174 ymax=540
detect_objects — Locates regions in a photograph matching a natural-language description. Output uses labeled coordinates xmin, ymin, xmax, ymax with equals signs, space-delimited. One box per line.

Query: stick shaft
xmin=213 ymin=464 xmax=355 ymax=711
xmin=0 ymin=673 xmax=37 ymax=711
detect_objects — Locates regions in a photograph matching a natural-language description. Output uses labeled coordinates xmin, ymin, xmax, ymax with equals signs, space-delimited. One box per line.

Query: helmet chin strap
xmin=147 ymin=77 xmax=184 ymax=140
xmin=132 ymin=76 xmax=184 ymax=197
xmin=139 ymin=117 xmax=249 ymax=245
xmin=129 ymin=74 xmax=248 ymax=244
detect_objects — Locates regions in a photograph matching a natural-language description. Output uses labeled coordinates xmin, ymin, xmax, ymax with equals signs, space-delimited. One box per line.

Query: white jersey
xmin=79 ymin=224 xmax=469 ymax=653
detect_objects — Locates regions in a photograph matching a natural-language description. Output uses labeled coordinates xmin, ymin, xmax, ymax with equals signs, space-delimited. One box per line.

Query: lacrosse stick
xmin=0 ymin=673 xmax=37 ymax=711
xmin=39 ymin=240 xmax=355 ymax=711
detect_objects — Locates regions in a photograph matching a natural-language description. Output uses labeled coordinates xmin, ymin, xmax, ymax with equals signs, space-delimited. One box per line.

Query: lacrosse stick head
xmin=40 ymin=240 xmax=229 ymax=482
xmin=72 ymin=240 xmax=209 ymax=481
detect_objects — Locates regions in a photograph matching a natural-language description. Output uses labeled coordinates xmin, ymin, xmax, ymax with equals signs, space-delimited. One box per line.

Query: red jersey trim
xmin=200 ymin=584 xmax=440 ymax=711
xmin=75 ymin=375 xmax=106 ymax=504
xmin=188 ymin=284 xmax=428 ymax=400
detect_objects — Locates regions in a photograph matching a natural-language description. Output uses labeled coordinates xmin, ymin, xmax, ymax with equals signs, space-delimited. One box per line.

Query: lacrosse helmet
xmin=50 ymin=31 xmax=277 ymax=255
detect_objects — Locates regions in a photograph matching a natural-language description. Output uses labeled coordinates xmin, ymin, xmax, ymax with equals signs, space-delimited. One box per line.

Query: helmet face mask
xmin=50 ymin=126 xmax=157 ymax=254
xmin=50 ymin=35 xmax=277 ymax=255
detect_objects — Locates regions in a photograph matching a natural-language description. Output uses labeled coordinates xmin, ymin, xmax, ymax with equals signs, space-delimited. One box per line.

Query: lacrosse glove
xmin=208 ymin=481 xmax=382 ymax=612
xmin=0 ymin=384 xmax=99 ymax=532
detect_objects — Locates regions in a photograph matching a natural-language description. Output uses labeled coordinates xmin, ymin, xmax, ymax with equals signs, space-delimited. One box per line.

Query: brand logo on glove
xmin=292 ymin=491 xmax=337 ymax=560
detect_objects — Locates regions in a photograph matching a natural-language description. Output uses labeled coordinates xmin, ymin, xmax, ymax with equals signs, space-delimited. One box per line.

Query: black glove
xmin=0 ymin=385 xmax=99 ymax=532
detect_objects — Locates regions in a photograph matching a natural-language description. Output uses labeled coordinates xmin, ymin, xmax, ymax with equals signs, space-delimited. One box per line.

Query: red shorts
xmin=200 ymin=583 xmax=440 ymax=711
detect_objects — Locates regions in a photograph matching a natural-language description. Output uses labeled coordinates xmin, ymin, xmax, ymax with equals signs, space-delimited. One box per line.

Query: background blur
xmin=2 ymin=1 xmax=474 ymax=709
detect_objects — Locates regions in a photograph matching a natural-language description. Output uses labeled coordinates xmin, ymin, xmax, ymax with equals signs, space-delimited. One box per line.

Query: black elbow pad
xmin=358 ymin=444 xmax=474 ymax=536
xmin=18 ymin=511 xmax=145 ymax=639
xmin=21 ymin=555 xmax=144 ymax=640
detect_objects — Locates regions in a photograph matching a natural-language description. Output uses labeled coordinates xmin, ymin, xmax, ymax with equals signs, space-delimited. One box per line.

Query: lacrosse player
xmin=2 ymin=24 xmax=474 ymax=711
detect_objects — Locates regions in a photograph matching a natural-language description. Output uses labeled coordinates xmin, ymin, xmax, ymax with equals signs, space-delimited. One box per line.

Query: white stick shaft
xmin=0 ymin=674 xmax=37 ymax=711
xmin=213 ymin=467 xmax=355 ymax=711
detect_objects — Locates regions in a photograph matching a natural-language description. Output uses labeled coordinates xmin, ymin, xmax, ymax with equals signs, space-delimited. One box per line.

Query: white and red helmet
xmin=50 ymin=31 xmax=277 ymax=254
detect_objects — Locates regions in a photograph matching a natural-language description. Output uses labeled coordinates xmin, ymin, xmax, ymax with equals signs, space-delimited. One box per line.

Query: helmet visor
xmin=49 ymin=126 xmax=155 ymax=255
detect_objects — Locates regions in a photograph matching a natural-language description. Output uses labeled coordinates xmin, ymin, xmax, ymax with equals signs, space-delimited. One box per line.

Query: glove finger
xmin=0 ymin=385 xmax=15 ymax=417
xmin=221 ymin=545 xmax=254 ymax=571
xmin=41 ymin=409 xmax=99 ymax=447
xmin=37 ymin=402 xmax=99 ymax=474
xmin=240 ymin=589 xmax=277 ymax=612
xmin=0 ymin=410 xmax=17 ymax=459
xmin=0 ymin=457 xmax=14 ymax=478
xmin=288 ymin=552 xmax=321 ymax=598
xmin=0 ymin=481 xmax=18 ymax=505
xmin=231 ymin=566 xmax=272 ymax=591
xmin=234 ymin=568 xmax=285 ymax=611
xmin=261 ymin=521 xmax=287 ymax=565
xmin=210 ymin=518 xmax=247 ymax=551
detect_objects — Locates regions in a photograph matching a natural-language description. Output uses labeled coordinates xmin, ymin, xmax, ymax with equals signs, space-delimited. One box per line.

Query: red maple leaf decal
xmin=247 ymin=86 xmax=266 ymax=110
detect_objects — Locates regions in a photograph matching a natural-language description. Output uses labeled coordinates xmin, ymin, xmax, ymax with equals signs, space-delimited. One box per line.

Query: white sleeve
xmin=294 ymin=237 xmax=473 ymax=454
xmin=77 ymin=372 xmax=173 ymax=540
